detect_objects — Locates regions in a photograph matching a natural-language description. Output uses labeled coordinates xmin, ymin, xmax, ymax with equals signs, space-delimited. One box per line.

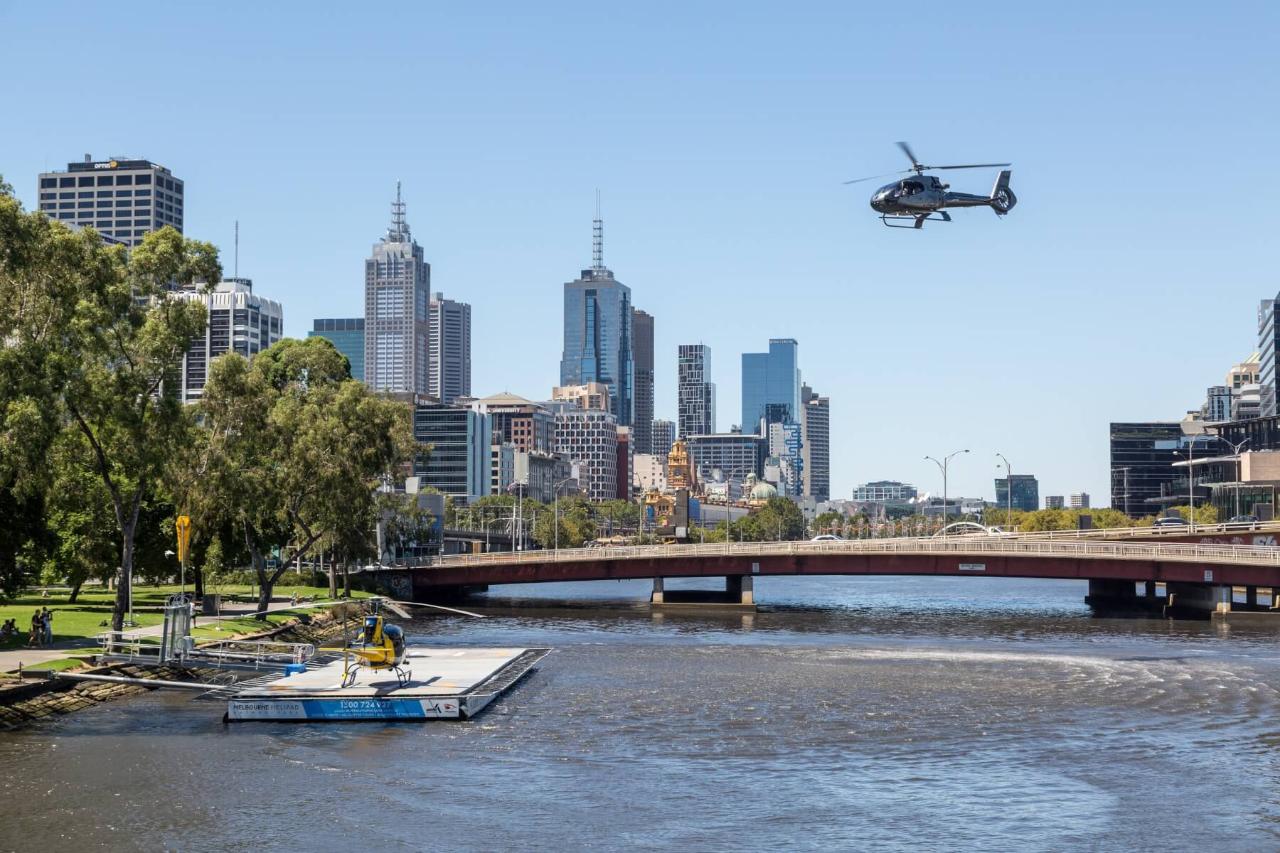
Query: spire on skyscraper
xmin=387 ymin=180 xmax=411 ymax=242
xmin=592 ymin=189 xmax=604 ymax=271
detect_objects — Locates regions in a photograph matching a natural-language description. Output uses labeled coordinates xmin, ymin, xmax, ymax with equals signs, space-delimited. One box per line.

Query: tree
xmin=195 ymin=337 xmax=415 ymax=616
xmin=0 ymin=185 xmax=100 ymax=599
xmin=61 ymin=227 xmax=218 ymax=630
xmin=735 ymin=497 xmax=807 ymax=541
xmin=812 ymin=510 xmax=845 ymax=536
xmin=533 ymin=496 xmax=596 ymax=549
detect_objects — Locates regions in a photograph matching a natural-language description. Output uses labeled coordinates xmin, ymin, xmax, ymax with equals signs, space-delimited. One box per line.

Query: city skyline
xmin=4 ymin=4 xmax=1276 ymax=503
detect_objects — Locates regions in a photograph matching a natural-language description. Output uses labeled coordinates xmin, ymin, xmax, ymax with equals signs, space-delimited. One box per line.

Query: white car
xmin=810 ymin=534 xmax=843 ymax=541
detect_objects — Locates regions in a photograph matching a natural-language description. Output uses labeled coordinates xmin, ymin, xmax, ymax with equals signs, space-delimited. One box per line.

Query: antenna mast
xmin=592 ymin=189 xmax=603 ymax=270
xmin=234 ymin=220 xmax=239 ymax=278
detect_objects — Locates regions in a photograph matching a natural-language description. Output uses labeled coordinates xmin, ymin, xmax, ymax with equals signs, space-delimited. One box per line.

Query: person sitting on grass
xmin=0 ymin=619 xmax=15 ymax=641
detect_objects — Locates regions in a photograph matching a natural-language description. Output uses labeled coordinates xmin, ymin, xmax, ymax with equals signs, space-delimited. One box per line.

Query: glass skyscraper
xmin=559 ymin=214 xmax=633 ymax=426
xmin=741 ymin=339 xmax=801 ymax=433
xmin=309 ymin=318 xmax=365 ymax=382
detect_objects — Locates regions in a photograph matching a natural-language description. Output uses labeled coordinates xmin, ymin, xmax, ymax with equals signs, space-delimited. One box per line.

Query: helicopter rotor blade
xmin=842 ymin=169 xmax=909 ymax=185
xmin=383 ymin=598 xmax=488 ymax=619
xmin=896 ymin=141 xmax=921 ymax=170
xmin=925 ymin=162 xmax=1012 ymax=171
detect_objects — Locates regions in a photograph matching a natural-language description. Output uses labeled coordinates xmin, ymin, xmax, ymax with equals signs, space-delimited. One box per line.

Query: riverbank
xmin=0 ymin=603 xmax=359 ymax=730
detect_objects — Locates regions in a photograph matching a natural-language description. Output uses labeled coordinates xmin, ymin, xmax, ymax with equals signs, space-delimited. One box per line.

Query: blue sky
xmin=3 ymin=2 xmax=1278 ymax=504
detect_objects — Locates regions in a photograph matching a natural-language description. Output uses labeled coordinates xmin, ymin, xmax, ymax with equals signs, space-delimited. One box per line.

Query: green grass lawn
xmin=0 ymin=582 xmax=373 ymax=651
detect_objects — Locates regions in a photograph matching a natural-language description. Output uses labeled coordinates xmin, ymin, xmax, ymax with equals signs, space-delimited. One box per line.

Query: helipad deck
xmin=227 ymin=647 xmax=549 ymax=721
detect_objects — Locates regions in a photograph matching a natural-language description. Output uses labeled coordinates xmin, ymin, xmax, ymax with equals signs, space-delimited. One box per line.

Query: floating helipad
xmin=226 ymin=647 xmax=550 ymax=722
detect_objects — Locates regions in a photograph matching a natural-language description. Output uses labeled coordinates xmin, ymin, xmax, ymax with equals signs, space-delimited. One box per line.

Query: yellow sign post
xmin=176 ymin=515 xmax=192 ymax=595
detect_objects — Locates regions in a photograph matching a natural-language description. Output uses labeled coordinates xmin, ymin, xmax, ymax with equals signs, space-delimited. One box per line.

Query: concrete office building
xmin=677 ymin=344 xmax=716 ymax=439
xmin=365 ymin=185 xmax=430 ymax=394
xmin=412 ymin=401 xmax=491 ymax=504
xmin=428 ymin=292 xmax=471 ymax=403
xmin=552 ymin=382 xmax=612 ymax=412
xmin=651 ymin=419 xmax=676 ymax=458
xmin=553 ymin=409 xmax=619 ymax=502
xmin=1069 ymin=492 xmax=1091 ymax=509
xmin=687 ymin=431 xmax=766 ymax=494
xmin=559 ymin=211 xmax=633 ymax=426
xmin=994 ymin=474 xmax=1040 ymax=512
xmin=801 ymin=383 xmax=830 ymax=502
xmin=309 ymin=318 xmax=365 ymax=382
xmin=175 ymin=278 xmax=282 ymax=404
xmin=471 ymin=392 xmax=555 ymax=454
xmin=852 ymin=481 xmax=918 ymax=503
xmin=38 ymin=155 xmax=182 ymax=247
xmin=741 ymin=338 xmax=801 ymax=432
xmin=632 ymin=309 xmax=655 ymax=454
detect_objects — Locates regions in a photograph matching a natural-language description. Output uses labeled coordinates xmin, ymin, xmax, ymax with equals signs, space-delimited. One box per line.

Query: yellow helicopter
xmin=320 ymin=598 xmax=485 ymax=688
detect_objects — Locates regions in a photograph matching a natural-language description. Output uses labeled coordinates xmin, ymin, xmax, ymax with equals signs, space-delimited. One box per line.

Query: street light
xmin=1222 ymin=437 xmax=1251 ymax=519
xmin=553 ymin=476 xmax=577 ymax=551
xmin=925 ymin=449 xmax=969 ymax=535
xmin=995 ymin=452 xmax=1014 ymax=529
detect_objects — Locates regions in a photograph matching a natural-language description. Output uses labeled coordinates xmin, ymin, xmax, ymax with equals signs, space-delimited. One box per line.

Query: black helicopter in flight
xmin=846 ymin=142 xmax=1016 ymax=229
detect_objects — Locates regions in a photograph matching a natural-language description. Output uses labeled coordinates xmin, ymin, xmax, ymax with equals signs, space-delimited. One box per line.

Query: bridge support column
xmin=1085 ymin=579 xmax=1142 ymax=614
xmin=648 ymin=575 xmax=756 ymax=610
xmin=1165 ymin=582 xmax=1232 ymax=619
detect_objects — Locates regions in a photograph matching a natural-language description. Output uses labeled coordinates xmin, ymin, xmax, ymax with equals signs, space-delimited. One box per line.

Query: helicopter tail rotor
xmin=989 ymin=170 xmax=1016 ymax=214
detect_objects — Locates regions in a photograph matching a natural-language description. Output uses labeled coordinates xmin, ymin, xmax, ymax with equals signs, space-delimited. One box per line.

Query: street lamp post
xmin=995 ymin=452 xmax=1013 ymax=529
xmin=1223 ymin=437 xmax=1251 ymax=519
xmin=925 ymin=449 xmax=969 ymax=535
xmin=553 ymin=476 xmax=576 ymax=551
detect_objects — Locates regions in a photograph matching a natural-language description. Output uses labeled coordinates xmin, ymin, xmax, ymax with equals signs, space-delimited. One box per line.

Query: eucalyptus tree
xmin=197 ymin=337 xmax=416 ymax=616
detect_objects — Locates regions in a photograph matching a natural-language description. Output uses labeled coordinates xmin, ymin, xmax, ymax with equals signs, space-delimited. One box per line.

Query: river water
xmin=2 ymin=576 xmax=1279 ymax=851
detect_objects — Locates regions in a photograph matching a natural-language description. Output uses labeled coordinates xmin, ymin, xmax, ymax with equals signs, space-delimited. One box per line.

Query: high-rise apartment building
xmin=651 ymin=419 xmax=676 ymax=458
xmin=175 ymin=278 xmax=282 ymax=404
xmin=801 ymin=383 xmax=830 ymax=501
xmin=365 ymin=185 xmax=430 ymax=394
xmin=309 ymin=318 xmax=365 ymax=382
xmin=741 ymin=338 xmax=801 ymax=433
xmin=560 ymin=210 xmax=633 ymax=427
xmin=632 ymin=309 xmax=654 ymax=453
xmin=428 ymin=292 xmax=470 ymax=403
xmin=38 ymin=155 xmax=182 ymax=248
xmin=994 ymin=474 xmax=1040 ymax=512
xmin=677 ymin=344 xmax=716 ymax=439
xmin=1259 ymin=299 xmax=1279 ymax=417
xmin=553 ymin=409 xmax=619 ymax=502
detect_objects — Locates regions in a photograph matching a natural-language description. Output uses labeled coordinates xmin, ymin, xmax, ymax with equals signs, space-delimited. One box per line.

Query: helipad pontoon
xmin=226 ymin=647 xmax=549 ymax=721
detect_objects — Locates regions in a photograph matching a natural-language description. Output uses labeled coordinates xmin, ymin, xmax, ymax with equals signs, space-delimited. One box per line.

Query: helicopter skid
xmin=880 ymin=211 xmax=951 ymax=229
xmin=227 ymin=646 xmax=550 ymax=721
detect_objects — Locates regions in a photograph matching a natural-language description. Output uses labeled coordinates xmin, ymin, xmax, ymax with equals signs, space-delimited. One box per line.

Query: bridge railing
xmin=423 ymin=536 xmax=1280 ymax=570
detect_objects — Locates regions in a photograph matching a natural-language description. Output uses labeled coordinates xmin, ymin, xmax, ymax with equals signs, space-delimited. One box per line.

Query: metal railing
xmin=422 ymin=536 xmax=1280 ymax=570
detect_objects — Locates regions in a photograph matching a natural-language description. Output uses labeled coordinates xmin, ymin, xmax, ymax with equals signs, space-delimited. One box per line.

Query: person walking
xmin=42 ymin=608 xmax=53 ymax=646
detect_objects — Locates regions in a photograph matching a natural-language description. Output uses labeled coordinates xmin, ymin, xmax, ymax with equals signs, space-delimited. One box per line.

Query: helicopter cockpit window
xmin=901 ymin=181 xmax=923 ymax=196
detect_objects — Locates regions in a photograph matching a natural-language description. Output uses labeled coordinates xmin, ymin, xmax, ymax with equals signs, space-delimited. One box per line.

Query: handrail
xmin=420 ymin=535 xmax=1280 ymax=571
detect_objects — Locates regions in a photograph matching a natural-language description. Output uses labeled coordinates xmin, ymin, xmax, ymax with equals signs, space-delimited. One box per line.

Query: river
xmin=1 ymin=576 xmax=1278 ymax=851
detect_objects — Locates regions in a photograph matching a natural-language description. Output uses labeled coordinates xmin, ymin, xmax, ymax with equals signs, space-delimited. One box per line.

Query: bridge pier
xmin=1084 ymin=579 xmax=1156 ymax=616
xmin=650 ymin=575 xmax=755 ymax=610
xmin=1164 ymin=582 xmax=1231 ymax=619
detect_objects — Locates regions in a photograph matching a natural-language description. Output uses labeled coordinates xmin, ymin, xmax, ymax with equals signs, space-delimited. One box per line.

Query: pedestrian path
xmin=0 ymin=599 xmax=314 ymax=674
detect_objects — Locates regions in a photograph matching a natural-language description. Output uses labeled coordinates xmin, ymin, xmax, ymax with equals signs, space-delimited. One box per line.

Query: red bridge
xmin=387 ymin=532 xmax=1280 ymax=621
